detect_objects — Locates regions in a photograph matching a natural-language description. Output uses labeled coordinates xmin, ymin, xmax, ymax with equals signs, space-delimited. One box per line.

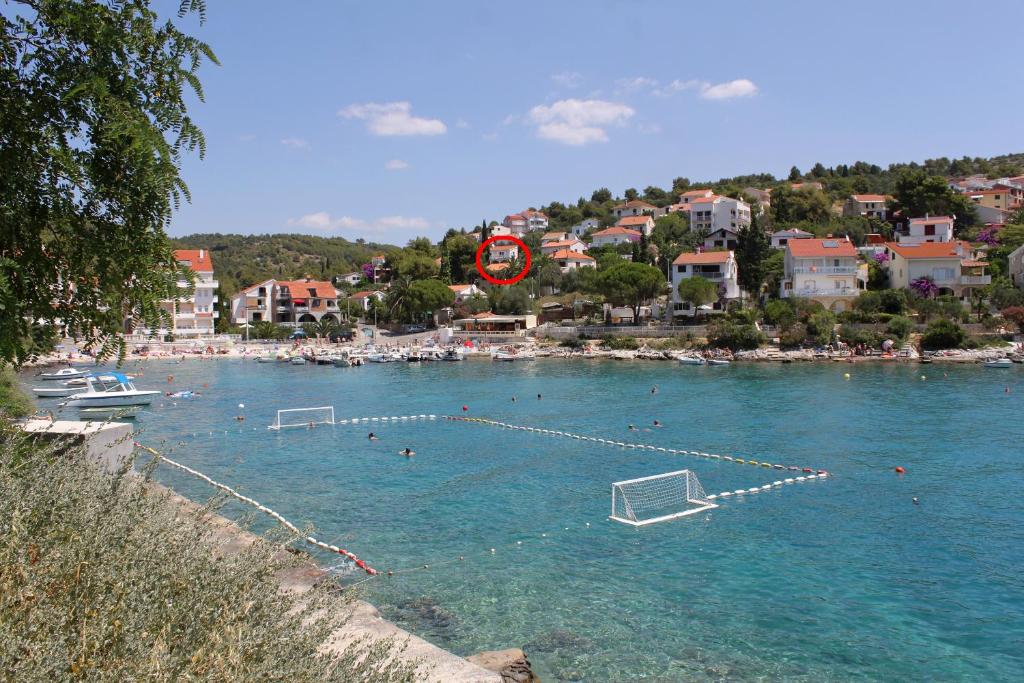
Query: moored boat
xmin=32 ymin=384 xmax=88 ymax=398
xmin=62 ymin=373 xmax=160 ymax=407
xmin=38 ymin=367 xmax=90 ymax=381
xmin=678 ymin=356 xmax=705 ymax=366
xmin=707 ymin=359 xmax=731 ymax=366
xmin=984 ymin=358 xmax=1013 ymax=368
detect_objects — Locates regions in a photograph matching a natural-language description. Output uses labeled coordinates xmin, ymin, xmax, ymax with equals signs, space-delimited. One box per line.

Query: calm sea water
xmin=31 ymin=358 xmax=1024 ymax=681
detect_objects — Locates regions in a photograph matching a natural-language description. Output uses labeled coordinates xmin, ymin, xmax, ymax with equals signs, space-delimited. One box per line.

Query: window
xmin=924 ymin=225 xmax=935 ymax=236
xmin=833 ymin=259 xmax=840 ymax=267
xmin=312 ymin=299 xmax=321 ymax=307
xmin=676 ymin=265 xmax=686 ymax=273
xmin=252 ymin=312 xmax=262 ymax=322
xmin=834 ymin=280 xmax=843 ymax=289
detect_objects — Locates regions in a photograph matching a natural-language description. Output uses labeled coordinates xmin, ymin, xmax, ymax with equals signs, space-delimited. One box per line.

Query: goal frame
xmin=610 ymin=469 xmax=718 ymax=527
xmin=269 ymin=406 xmax=336 ymax=430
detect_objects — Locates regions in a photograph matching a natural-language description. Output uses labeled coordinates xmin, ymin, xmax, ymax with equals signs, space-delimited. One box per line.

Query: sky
xmin=166 ymin=0 xmax=1024 ymax=244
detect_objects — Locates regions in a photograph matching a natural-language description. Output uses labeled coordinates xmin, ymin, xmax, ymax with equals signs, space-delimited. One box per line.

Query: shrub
xmin=0 ymin=367 xmax=33 ymax=418
xmin=779 ymin=323 xmax=808 ymax=348
xmin=559 ymin=337 xmax=585 ymax=349
xmin=885 ymin=315 xmax=915 ymax=340
xmin=763 ymin=299 xmax=796 ymax=328
xmin=806 ymin=310 xmax=837 ymax=346
xmin=920 ymin=318 xmax=967 ymax=350
xmin=707 ymin=321 xmax=765 ymax=350
xmin=0 ymin=424 xmax=414 ymax=682
xmin=601 ymin=334 xmax=639 ymax=350
xmin=1002 ymin=306 xmax=1024 ymax=333
xmin=839 ymin=325 xmax=883 ymax=349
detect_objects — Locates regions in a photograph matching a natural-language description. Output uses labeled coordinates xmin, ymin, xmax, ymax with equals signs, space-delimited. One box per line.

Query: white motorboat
xmin=678 ymin=356 xmax=705 ymax=366
xmin=707 ymin=359 xmax=731 ymax=366
xmin=62 ymin=373 xmax=160 ymax=407
xmin=255 ymin=353 xmax=278 ymax=363
xmin=38 ymin=367 xmax=90 ymax=381
xmin=32 ymin=384 xmax=88 ymax=398
xmin=289 ymin=356 xmax=307 ymax=365
xmin=984 ymin=358 xmax=1013 ymax=368
xmin=366 ymin=353 xmax=388 ymax=363
xmin=442 ymin=348 xmax=463 ymax=361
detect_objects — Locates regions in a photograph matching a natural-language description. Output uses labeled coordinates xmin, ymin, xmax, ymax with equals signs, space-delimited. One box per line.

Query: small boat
xmin=255 ymin=353 xmax=277 ymax=363
xmin=367 ymin=353 xmax=388 ymax=363
xmin=62 ymin=373 xmax=160 ymax=407
xmin=38 ymin=367 xmax=90 ymax=381
xmin=334 ymin=356 xmax=352 ymax=367
xmin=678 ymin=356 xmax=705 ymax=366
xmin=707 ymin=359 xmax=731 ymax=366
xmin=289 ymin=356 xmax=306 ymax=365
xmin=32 ymin=384 xmax=88 ymax=398
xmin=442 ymin=349 xmax=463 ymax=361
xmin=984 ymin=358 xmax=1013 ymax=368
xmin=407 ymin=351 xmax=423 ymax=362
xmin=78 ymin=406 xmax=142 ymax=420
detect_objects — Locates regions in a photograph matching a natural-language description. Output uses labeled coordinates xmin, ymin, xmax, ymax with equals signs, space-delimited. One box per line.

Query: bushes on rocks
xmin=839 ymin=325 xmax=883 ymax=349
xmin=1001 ymin=306 xmax=1024 ymax=333
xmin=885 ymin=316 xmax=915 ymax=340
xmin=920 ymin=318 xmax=967 ymax=350
xmin=779 ymin=323 xmax=808 ymax=349
xmin=806 ymin=311 xmax=837 ymax=346
xmin=707 ymin=321 xmax=765 ymax=350
xmin=601 ymin=335 xmax=639 ymax=350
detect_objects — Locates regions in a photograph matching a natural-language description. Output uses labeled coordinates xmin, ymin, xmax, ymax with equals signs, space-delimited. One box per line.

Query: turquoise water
xmin=33 ymin=358 xmax=1024 ymax=681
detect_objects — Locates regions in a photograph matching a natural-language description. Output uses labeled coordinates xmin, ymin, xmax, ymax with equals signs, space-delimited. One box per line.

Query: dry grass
xmin=0 ymin=422 xmax=414 ymax=682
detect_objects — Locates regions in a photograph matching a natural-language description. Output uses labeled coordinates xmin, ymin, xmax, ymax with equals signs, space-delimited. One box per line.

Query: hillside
xmin=170 ymin=233 xmax=401 ymax=298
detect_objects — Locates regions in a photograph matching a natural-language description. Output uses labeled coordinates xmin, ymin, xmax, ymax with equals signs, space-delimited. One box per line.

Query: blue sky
xmin=169 ymin=0 xmax=1023 ymax=243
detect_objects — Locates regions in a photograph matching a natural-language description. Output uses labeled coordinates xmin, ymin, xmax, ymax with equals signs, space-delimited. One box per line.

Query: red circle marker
xmin=475 ymin=235 xmax=531 ymax=285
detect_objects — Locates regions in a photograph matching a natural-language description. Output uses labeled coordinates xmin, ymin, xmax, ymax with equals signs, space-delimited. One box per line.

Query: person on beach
xmin=368 ymin=432 xmax=378 ymax=440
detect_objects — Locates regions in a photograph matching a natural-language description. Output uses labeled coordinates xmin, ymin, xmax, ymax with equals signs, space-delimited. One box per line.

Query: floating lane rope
xmin=133 ymin=442 xmax=378 ymax=576
xmin=444 ymin=416 xmax=829 ymax=477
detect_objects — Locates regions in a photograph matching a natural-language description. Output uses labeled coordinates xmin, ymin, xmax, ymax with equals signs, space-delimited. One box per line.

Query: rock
xmin=395 ymin=596 xmax=458 ymax=631
xmin=525 ymin=628 xmax=593 ymax=653
xmin=467 ymin=648 xmax=540 ymax=683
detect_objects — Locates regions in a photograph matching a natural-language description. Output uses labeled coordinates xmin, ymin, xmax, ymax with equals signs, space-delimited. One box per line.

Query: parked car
xmin=405 ymin=324 xmax=428 ymax=333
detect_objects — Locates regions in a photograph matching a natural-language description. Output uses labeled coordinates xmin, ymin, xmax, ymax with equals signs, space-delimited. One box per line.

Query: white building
xmin=1009 ymin=244 xmax=1024 ymax=290
xmin=616 ymin=215 xmax=655 ymax=236
xmin=898 ymin=216 xmax=954 ymax=245
xmin=590 ymin=226 xmax=642 ymax=247
xmin=448 ymin=283 xmax=485 ymax=304
xmin=231 ymin=279 xmax=275 ymax=325
xmin=771 ymin=228 xmax=814 ymax=249
xmin=670 ymin=251 xmax=740 ymax=318
xmin=349 ymin=289 xmax=386 ymax=312
xmin=570 ymin=218 xmax=601 ymax=238
xmin=612 ymin=199 xmax=657 ymax=219
xmin=489 ymin=243 xmax=520 ymax=263
xmin=689 ymin=195 xmax=751 ymax=249
xmin=549 ymin=249 xmax=596 ymax=273
xmin=780 ymin=237 xmax=866 ymax=312
xmin=335 ymin=272 xmax=363 ymax=286
xmin=502 ymin=210 xmax=548 ymax=234
xmin=843 ymin=194 xmax=890 ymax=220
xmin=231 ymin=278 xmax=343 ymax=326
xmin=678 ymin=188 xmax=714 ymax=204
xmin=540 ymin=238 xmax=587 ymax=256
xmin=155 ymin=249 xmax=218 ymax=336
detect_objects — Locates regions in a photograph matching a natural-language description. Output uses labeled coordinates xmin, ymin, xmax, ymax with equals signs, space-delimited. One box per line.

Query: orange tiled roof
xmin=787 ymin=238 xmax=857 ymax=258
xmin=592 ymin=226 xmax=642 ymax=237
xmin=350 ymin=289 xmax=383 ymax=299
xmin=617 ymin=215 xmax=654 ymax=226
xmin=680 ymin=189 xmax=713 ymax=198
xmin=173 ymin=249 xmax=213 ymax=272
xmin=672 ymin=251 xmax=731 ymax=265
xmin=279 ymin=279 xmax=336 ymax=298
xmin=850 ymin=194 xmax=888 ymax=202
xmin=549 ymin=249 xmax=595 ymax=260
xmin=885 ymin=241 xmax=972 ymax=260
xmin=614 ymin=199 xmax=656 ymax=209
xmin=486 ymin=263 xmax=510 ymax=271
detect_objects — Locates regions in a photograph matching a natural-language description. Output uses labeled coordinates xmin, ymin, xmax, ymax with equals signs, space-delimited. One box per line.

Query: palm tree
xmin=311 ymin=317 xmax=340 ymax=339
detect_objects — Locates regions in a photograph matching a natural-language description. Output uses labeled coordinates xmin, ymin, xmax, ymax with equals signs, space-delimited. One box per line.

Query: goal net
xmin=270 ymin=406 xmax=335 ymax=430
xmin=610 ymin=469 xmax=717 ymax=526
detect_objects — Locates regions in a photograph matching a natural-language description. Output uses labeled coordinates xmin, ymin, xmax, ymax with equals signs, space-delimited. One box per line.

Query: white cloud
xmin=551 ymin=71 xmax=583 ymax=88
xmin=286 ymin=212 xmax=431 ymax=237
xmin=699 ymin=78 xmax=759 ymax=100
xmin=385 ymin=159 xmax=410 ymax=170
xmin=280 ymin=137 xmax=309 ymax=148
xmin=526 ymin=99 xmax=635 ymax=146
xmin=614 ymin=76 xmax=658 ymax=94
xmin=338 ymin=101 xmax=447 ymax=136
xmin=653 ymin=79 xmax=701 ymax=97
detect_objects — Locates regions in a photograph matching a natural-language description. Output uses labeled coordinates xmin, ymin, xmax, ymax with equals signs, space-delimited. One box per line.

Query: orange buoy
xmin=894 ymin=466 xmax=905 ymax=474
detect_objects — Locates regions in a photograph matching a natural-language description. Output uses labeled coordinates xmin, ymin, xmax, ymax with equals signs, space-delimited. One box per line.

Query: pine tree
xmin=735 ymin=213 xmax=771 ymax=304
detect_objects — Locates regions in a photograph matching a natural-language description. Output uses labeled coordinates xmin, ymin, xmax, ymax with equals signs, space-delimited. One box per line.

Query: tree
xmin=591 ymin=188 xmax=612 ymax=204
xmin=404 ymin=279 xmax=454 ymax=323
xmin=391 ymin=252 xmax=438 ymax=280
xmin=910 ymin=276 xmax=939 ymax=299
xmin=677 ymin=277 xmax=718 ymax=311
xmin=440 ymin=234 xmax=478 ymax=283
xmin=1 ymin=0 xmax=218 ymax=364
xmin=889 ymin=170 xmax=978 ymax=232
xmin=735 ymin=214 xmax=771 ymax=301
xmin=920 ymin=318 xmax=966 ymax=350
xmin=770 ymin=185 xmax=833 ymax=224
xmin=764 ymin=300 xmax=797 ymax=329
xmin=406 ymin=236 xmax=437 ymax=257
xmin=788 ymin=166 xmax=802 ymax=181
xmin=886 ymin=316 xmax=914 ymax=340
xmin=624 ymin=188 xmax=639 ymax=201
xmin=806 ymin=310 xmax=837 ymax=346
xmin=598 ymin=261 xmax=667 ymax=324
xmin=707 ymin=320 xmax=765 ymax=350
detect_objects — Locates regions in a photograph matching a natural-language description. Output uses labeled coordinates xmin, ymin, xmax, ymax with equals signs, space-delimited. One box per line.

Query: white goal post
xmin=610 ymin=469 xmax=718 ymax=526
xmin=269 ymin=406 xmax=335 ymax=430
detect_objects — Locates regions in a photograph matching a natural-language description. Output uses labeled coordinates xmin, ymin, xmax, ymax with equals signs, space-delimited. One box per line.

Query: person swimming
xmin=400 ymin=448 xmax=415 ymax=457
xmin=653 ymin=420 xmax=662 ymax=427
xmin=651 ymin=385 xmax=658 ymax=395
xmin=234 ymin=415 xmax=245 ymax=421
xmin=537 ymin=393 xmax=542 ymax=400
xmin=368 ymin=432 xmax=378 ymax=440
xmin=308 ymin=421 xmax=316 ymax=429
xmin=628 ymin=424 xmax=638 ymax=431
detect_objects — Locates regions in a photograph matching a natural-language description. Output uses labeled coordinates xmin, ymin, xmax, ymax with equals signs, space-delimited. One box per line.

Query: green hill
xmin=170 ymin=233 xmax=401 ymax=298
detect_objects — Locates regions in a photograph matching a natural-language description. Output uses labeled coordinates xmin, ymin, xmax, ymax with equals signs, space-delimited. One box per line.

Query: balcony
xmin=174 ymin=312 xmax=196 ymax=320
xmin=691 ymin=272 xmax=724 ymax=280
xmin=782 ymin=286 xmax=859 ymax=299
xmin=961 ymin=275 xmax=991 ymax=285
xmin=792 ymin=266 xmax=858 ymax=275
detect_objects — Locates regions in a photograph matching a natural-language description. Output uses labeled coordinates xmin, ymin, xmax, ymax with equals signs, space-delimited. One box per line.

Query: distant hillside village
xmin=162 ymin=156 xmax=1024 ymax=349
